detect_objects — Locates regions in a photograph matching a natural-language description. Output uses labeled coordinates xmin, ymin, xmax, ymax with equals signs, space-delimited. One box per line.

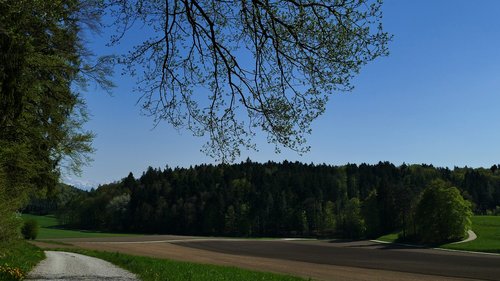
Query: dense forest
xmin=29 ymin=161 xmax=500 ymax=239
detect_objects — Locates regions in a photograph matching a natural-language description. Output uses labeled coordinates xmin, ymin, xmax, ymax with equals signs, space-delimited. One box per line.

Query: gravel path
xmin=452 ymin=230 xmax=478 ymax=244
xmin=26 ymin=251 xmax=138 ymax=281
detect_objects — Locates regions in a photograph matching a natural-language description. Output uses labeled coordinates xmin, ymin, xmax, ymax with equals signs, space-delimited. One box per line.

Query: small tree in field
xmin=415 ymin=180 xmax=472 ymax=244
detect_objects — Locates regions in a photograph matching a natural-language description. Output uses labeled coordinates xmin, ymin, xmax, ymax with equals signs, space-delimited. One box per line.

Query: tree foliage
xmin=104 ymin=0 xmax=391 ymax=161
xmin=342 ymin=197 xmax=365 ymax=238
xmin=53 ymin=161 xmax=499 ymax=239
xmin=0 ymin=0 xmax=110 ymax=241
xmin=361 ymin=190 xmax=380 ymax=238
xmin=415 ymin=180 xmax=472 ymax=244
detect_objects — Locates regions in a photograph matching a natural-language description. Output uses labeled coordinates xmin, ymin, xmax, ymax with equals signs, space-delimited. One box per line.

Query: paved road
xmin=176 ymin=239 xmax=500 ymax=281
xmin=27 ymin=251 xmax=138 ymax=281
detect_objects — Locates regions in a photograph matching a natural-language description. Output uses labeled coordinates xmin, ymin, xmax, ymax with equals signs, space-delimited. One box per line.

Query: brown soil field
xmin=33 ymin=236 xmax=498 ymax=281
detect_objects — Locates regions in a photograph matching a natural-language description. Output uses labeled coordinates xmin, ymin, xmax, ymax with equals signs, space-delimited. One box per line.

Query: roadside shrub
xmin=21 ymin=219 xmax=38 ymax=240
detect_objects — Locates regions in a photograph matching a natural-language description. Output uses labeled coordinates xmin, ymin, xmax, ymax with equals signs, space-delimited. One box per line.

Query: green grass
xmin=375 ymin=233 xmax=398 ymax=243
xmin=0 ymin=240 xmax=45 ymax=280
xmin=59 ymin=249 xmax=309 ymax=281
xmin=21 ymin=214 xmax=138 ymax=239
xmin=21 ymin=214 xmax=59 ymax=229
xmin=441 ymin=216 xmax=500 ymax=253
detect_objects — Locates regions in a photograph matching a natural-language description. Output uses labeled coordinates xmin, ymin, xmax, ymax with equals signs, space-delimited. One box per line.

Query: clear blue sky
xmin=64 ymin=0 xmax=500 ymax=189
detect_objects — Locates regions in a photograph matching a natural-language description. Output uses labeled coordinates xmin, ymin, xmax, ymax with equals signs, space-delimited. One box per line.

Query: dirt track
xmin=27 ymin=251 xmax=138 ymax=281
xmin=34 ymin=236 xmax=499 ymax=281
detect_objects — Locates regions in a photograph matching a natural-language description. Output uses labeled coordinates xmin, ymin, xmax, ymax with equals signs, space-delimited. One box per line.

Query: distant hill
xmin=23 ymin=183 xmax=86 ymax=215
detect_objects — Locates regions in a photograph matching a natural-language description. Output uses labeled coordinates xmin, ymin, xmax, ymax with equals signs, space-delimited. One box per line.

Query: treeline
xmin=54 ymin=161 xmax=500 ymax=239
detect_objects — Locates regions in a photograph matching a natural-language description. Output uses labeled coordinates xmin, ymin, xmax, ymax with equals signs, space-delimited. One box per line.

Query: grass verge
xmin=60 ymin=249 xmax=309 ymax=281
xmin=0 ymin=240 xmax=44 ymax=280
xmin=21 ymin=214 xmax=137 ymax=239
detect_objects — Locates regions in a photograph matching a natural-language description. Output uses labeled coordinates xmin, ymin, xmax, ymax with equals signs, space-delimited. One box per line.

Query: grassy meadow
xmin=441 ymin=216 xmax=500 ymax=253
xmin=21 ymin=214 xmax=137 ymax=239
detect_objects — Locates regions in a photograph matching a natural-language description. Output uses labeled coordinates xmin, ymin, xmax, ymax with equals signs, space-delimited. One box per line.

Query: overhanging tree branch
xmin=105 ymin=0 xmax=391 ymax=161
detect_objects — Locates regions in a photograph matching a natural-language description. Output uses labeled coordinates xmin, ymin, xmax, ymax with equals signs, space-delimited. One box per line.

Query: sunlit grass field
xmin=375 ymin=232 xmax=399 ymax=243
xmin=21 ymin=214 xmax=137 ymax=239
xmin=442 ymin=216 xmax=500 ymax=253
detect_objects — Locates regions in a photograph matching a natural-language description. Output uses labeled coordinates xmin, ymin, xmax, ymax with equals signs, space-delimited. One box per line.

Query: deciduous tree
xmin=104 ymin=0 xmax=390 ymax=161
xmin=415 ymin=180 xmax=473 ymax=244
xmin=0 ymin=0 xmax=110 ymax=241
